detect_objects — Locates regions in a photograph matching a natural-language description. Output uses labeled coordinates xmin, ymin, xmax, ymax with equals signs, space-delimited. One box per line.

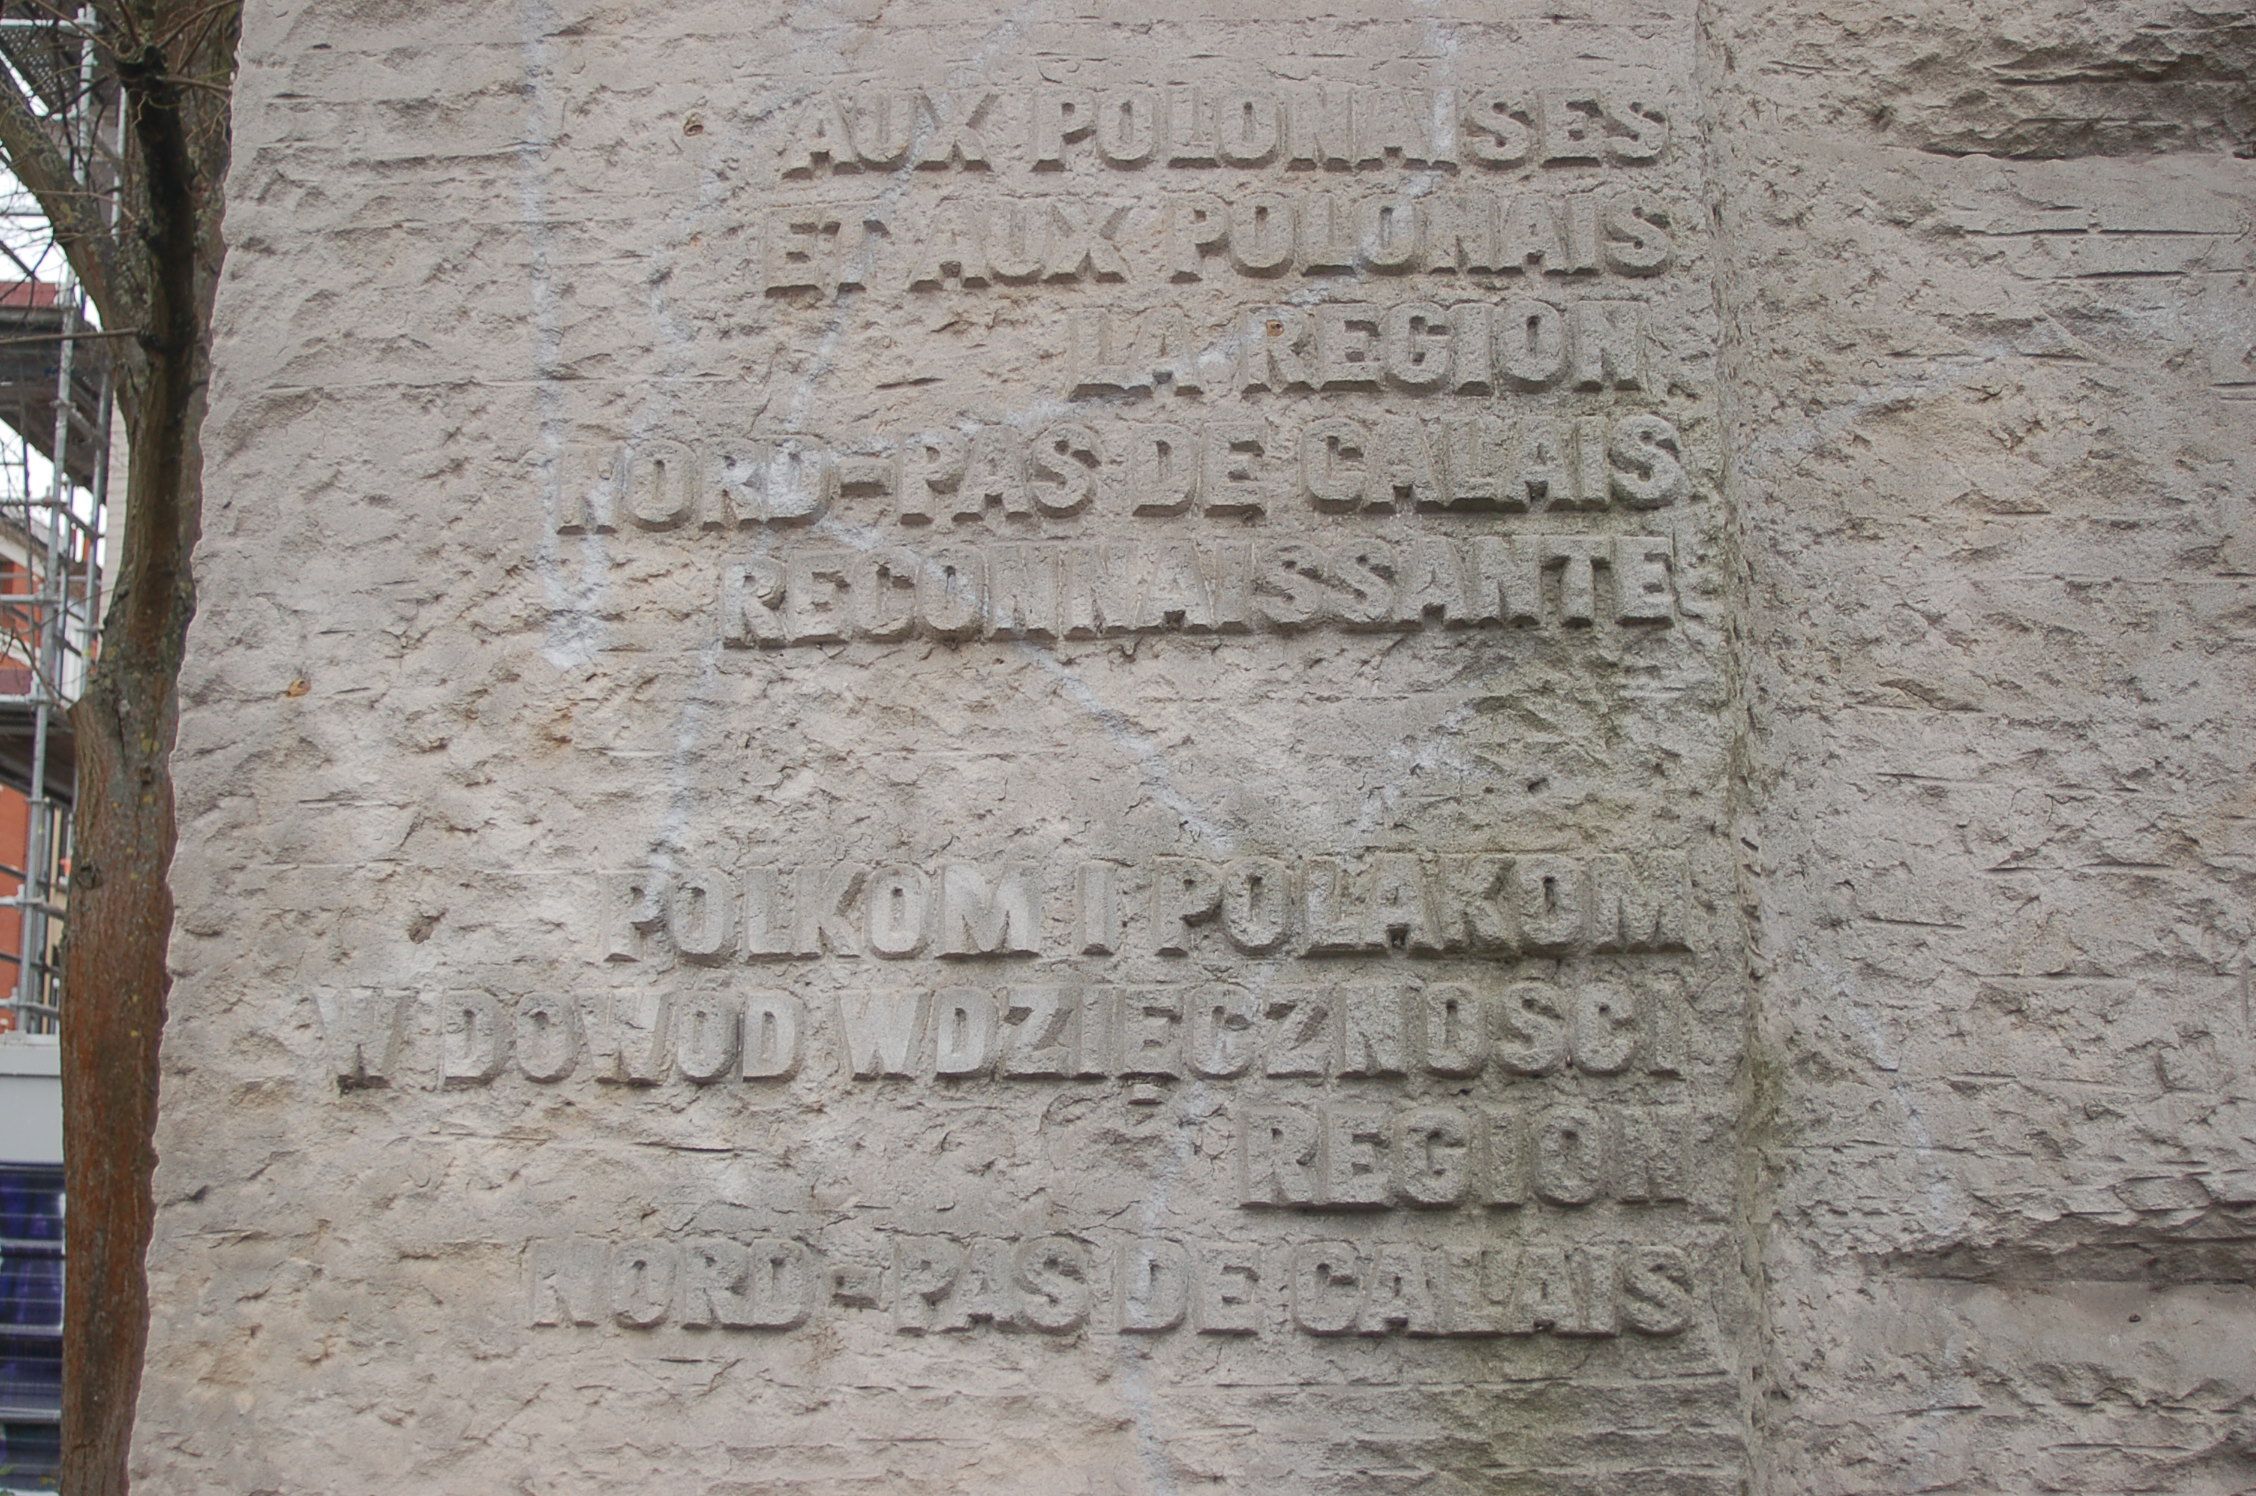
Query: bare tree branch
xmin=0 ymin=60 xmax=132 ymax=329
xmin=99 ymin=0 xmax=155 ymax=53
xmin=0 ymin=230 xmax=52 ymax=283
xmin=153 ymin=0 xmax=235 ymax=54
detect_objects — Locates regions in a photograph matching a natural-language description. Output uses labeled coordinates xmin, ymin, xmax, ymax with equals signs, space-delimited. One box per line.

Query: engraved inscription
xmin=552 ymin=412 xmax=1691 ymax=535
xmin=326 ymin=971 xmax=1696 ymax=1092
xmin=607 ymin=852 xmax=1696 ymax=964
xmin=771 ymin=85 xmax=1669 ymax=178
xmin=526 ymin=1231 xmax=1698 ymax=1340
xmin=479 ymin=47 xmax=1731 ymax=1404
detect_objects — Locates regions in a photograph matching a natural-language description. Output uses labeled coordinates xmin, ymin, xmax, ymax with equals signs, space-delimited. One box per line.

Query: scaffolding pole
xmin=0 ymin=3 xmax=113 ymax=1035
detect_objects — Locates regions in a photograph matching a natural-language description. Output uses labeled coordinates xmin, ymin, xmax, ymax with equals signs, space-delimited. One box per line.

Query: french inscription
xmin=1070 ymin=298 xmax=1647 ymax=397
xmin=773 ymin=85 xmax=1670 ymax=177
xmin=554 ymin=409 xmax=1690 ymax=535
xmin=716 ymin=535 xmax=1678 ymax=646
xmin=757 ymin=191 xmax=1676 ymax=295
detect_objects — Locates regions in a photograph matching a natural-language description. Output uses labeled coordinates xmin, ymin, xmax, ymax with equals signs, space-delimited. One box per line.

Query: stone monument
xmin=131 ymin=1 xmax=2254 ymax=1491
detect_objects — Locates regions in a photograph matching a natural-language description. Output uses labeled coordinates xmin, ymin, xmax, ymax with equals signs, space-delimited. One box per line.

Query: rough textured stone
xmin=129 ymin=1 xmax=2252 ymax=1491
xmin=1714 ymin=2 xmax=2256 ymax=1490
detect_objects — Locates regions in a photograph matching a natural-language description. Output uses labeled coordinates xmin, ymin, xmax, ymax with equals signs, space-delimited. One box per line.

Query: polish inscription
xmin=607 ymin=851 xmax=1695 ymax=963
xmin=526 ymin=1231 xmax=1699 ymax=1341
xmin=325 ymin=974 xmax=1696 ymax=1092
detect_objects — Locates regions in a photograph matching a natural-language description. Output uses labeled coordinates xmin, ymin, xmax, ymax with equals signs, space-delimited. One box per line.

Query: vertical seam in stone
xmin=1690 ymin=1 xmax=1784 ymax=1488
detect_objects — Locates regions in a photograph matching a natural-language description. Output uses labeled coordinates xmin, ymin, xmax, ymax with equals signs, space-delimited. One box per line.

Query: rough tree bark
xmin=0 ymin=4 xmax=236 ymax=1491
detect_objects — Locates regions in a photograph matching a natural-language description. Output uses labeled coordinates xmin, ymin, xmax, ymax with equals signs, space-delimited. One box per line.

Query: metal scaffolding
xmin=0 ymin=5 xmax=119 ymax=1037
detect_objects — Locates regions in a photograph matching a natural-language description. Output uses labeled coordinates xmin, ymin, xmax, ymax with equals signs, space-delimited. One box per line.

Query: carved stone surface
xmin=131 ymin=1 xmax=2252 ymax=1492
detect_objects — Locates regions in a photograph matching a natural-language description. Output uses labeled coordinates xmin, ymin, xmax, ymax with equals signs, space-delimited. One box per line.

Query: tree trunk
xmin=57 ymin=25 xmax=225 ymax=1489
xmin=59 ymin=353 xmax=209 ymax=1496
xmin=56 ymin=613 xmax=186 ymax=1496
